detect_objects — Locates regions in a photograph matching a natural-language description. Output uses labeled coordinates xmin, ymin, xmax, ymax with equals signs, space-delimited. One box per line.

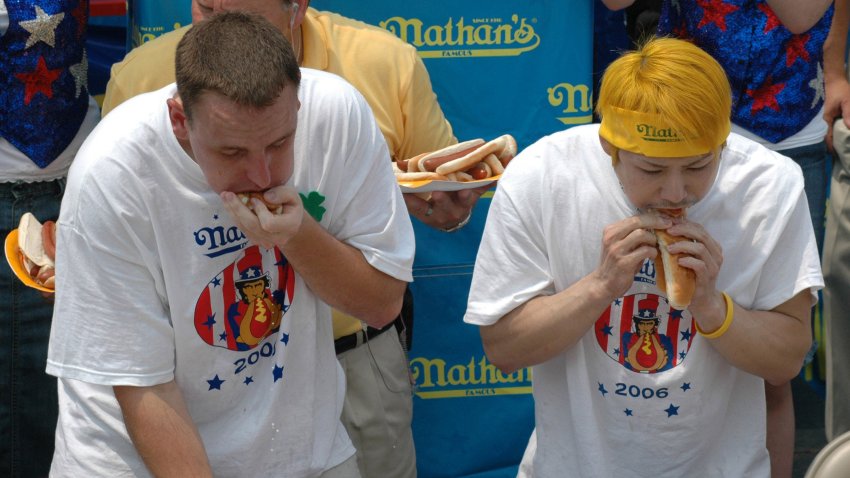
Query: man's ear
xmin=598 ymin=135 xmax=614 ymax=156
xmin=167 ymin=96 xmax=189 ymax=141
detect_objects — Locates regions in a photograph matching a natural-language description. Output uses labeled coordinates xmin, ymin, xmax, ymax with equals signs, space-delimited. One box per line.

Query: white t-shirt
xmin=46 ymin=69 xmax=415 ymax=478
xmin=464 ymin=124 xmax=822 ymax=477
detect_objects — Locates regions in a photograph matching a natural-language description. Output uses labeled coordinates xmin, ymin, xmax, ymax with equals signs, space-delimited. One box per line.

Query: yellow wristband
xmin=696 ymin=292 xmax=734 ymax=339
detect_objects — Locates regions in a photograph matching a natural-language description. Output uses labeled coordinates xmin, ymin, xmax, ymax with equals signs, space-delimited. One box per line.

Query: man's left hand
xmin=403 ymin=185 xmax=490 ymax=231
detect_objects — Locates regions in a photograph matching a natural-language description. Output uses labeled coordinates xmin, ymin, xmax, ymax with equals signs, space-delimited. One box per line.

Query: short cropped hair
xmin=175 ymin=11 xmax=301 ymax=120
xmin=596 ymin=37 xmax=731 ymax=157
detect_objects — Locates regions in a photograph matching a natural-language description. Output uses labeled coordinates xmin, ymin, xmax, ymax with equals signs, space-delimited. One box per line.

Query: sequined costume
xmin=658 ymin=0 xmax=832 ymax=143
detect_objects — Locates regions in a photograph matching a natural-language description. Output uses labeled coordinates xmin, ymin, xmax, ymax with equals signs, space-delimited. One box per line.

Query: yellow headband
xmin=599 ymin=106 xmax=727 ymax=158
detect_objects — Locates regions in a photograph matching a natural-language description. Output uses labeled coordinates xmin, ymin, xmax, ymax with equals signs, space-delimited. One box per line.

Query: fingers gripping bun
xmin=238 ymin=192 xmax=283 ymax=215
xmin=654 ymin=229 xmax=695 ymax=309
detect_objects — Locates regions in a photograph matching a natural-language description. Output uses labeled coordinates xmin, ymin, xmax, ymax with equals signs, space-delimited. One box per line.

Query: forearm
xmin=599 ymin=0 xmax=636 ymax=11
xmin=114 ymin=381 xmax=212 ymax=478
xmin=767 ymin=0 xmax=832 ymax=33
xmin=692 ymin=291 xmax=812 ymax=385
xmin=824 ymin=0 xmax=849 ymax=84
xmin=480 ymin=273 xmax=615 ymax=373
xmin=282 ymin=215 xmax=407 ymax=328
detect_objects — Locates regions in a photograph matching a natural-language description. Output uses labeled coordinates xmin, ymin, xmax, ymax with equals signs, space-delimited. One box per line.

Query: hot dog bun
xmin=16 ymin=212 xmax=56 ymax=289
xmin=18 ymin=213 xmax=54 ymax=269
xmin=654 ymin=229 xmax=695 ymax=310
xmin=238 ymin=192 xmax=283 ymax=215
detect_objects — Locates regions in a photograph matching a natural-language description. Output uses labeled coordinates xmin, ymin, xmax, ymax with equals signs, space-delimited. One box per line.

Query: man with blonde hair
xmin=465 ymin=37 xmax=822 ymax=476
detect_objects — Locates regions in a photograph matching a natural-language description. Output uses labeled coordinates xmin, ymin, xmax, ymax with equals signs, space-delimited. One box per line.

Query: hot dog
xmin=238 ymin=192 xmax=284 ymax=215
xmin=394 ymin=134 xmax=518 ymax=183
xmin=17 ymin=212 xmax=56 ymax=289
xmin=420 ymin=139 xmax=486 ymax=172
xmin=652 ymin=210 xmax=695 ymax=309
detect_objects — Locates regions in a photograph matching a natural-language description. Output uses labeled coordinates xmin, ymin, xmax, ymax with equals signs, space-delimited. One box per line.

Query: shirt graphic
xmin=595 ymin=275 xmax=696 ymax=374
xmin=194 ymin=245 xmax=294 ymax=351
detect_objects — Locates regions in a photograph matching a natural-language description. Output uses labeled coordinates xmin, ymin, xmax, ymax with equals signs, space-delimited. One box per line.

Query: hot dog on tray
xmin=16 ymin=212 xmax=57 ymax=289
xmin=394 ymin=134 xmax=517 ymax=183
xmin=652 ymin=209 xmax=695 ymax=310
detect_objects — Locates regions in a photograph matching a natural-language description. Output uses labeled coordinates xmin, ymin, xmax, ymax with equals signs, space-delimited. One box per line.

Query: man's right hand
xmin=591 ymin=213 xmax=672 ymax=300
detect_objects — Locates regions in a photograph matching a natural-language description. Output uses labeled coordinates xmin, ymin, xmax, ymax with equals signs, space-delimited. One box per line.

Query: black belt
xmin=334 ymin=316 xmax=402 ymax=355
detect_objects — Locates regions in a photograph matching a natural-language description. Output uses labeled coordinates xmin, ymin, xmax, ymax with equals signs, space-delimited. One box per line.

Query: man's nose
xmin=245 ymin=153 xmax=272 ymax=190
xmin=659 ymin=172 xmax=688 ymax=204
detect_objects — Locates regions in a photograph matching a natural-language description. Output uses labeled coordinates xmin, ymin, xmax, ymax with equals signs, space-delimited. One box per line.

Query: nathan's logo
xmin=379 ymin=14 xmax=540 ymax=58
xmin=548 ymin=82 xmax=593 ymax=125
xmin=410 ymin=355 xmax=532 ymax=399
xmin=195 ymin=224 xmax=248 ymax=258
xmin=637 ymin=124 xmax=683 ymax=143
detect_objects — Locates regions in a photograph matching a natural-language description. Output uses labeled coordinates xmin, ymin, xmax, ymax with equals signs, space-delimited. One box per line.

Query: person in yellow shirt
xmin=101 ymin=2 xmax=487 ymax=476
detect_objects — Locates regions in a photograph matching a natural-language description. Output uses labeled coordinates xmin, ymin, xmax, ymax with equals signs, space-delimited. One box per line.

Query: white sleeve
xmin=301 ymin=71 xmax=415 ymax=282
xmin=464 ymin=152 xmax=555 ymax=326
xmin=752 ymin=187 xmax=824 ymax=310
xmin=46 ymin=165 xmax=175 ymax=387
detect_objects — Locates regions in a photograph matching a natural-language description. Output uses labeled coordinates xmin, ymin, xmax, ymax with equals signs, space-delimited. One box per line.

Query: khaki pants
xmin=320 ymin=455 xmax=360 ymax=478
xmin=337 ymin=330 xmax=416 ymax=477
xmin=824 ymin=119 xmax=850 ymax=441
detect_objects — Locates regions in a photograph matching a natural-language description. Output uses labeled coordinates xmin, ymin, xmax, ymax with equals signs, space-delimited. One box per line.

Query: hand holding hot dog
xmin=222 ymin=186 xmax=304 ymax=249
xmin=659 ymin=218 xmax=725 ymax=325
xmin=591 ymin=213 xmax=672 ymax=301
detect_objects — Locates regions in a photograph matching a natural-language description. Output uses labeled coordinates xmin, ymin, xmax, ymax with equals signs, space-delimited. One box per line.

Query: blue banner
xmin=126 ymin=0 xmax=191 ymax=48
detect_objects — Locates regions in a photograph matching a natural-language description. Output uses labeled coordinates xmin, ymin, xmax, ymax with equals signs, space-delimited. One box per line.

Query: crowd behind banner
xmin=108 ymin=1 xmax=587 ymax=476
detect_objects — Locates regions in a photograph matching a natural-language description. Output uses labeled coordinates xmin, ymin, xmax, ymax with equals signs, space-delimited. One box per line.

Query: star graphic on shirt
xmin=809 ymin=63 xmax=825 ymax=108
xmin=747 ymin=77 xmax=785 ymax=114
xmin=785 ymin=35 xmax=811 ymax=67
xmin=71 ymin=0 xmax=89 ymax=38
xmin=207 ymin=374 xmax=225 ymax=390
xmin=664 ymin=403 xmax=680 ymax=417
xmin=280 ymin=333 xmax=290 ymax=346
xmin=680 ymin=328 xmax=692 ymax=342
xmin=679 ymin=351 xmax=687 ymax=361
xmin=613 ymin=347 xmax=621 ymax=357
xmin=273 ymin=364 xmax=285 ymax=382
xmin=758 ymin=3 xmax=781 ymax=33
xmin=202 ymin=314 xmax=216 ymax=328
xmin=613 ymin=299 xmax=621 ymax=307
xmin=601 ymin=324 xmax=613 ymax=336
xmin=244 ymin=376 xmax=254 ymax=385
xmin=598 ymin=382 xmax=608 ymax=397
xmin=16 ymin=56 xmax=62 ymax=105
xmin=210 ymin=276 xmax=222 ymax=287
xmin=219 ymin=332 xmax=227 ymax=342
xmin=624 ymin=408 xmax=634 ymax=417
xmin=696 ymin=0 xmax=739 ymax=32
xmin=681 ymin=382 xmax=692 ymax=392
xmin=19 ymin=6 xmax=65 ymax=49
xmin=69 ymin=51 xmax=88 ymax=98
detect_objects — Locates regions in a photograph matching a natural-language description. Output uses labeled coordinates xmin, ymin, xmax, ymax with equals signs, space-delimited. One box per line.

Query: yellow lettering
xmin=410 ymin=357 xmax=448 ymax=387
xmin=548 ymin=82 xmax=592 ymax=114
xmin=380 ymin=14 xmax=541 ymax=59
